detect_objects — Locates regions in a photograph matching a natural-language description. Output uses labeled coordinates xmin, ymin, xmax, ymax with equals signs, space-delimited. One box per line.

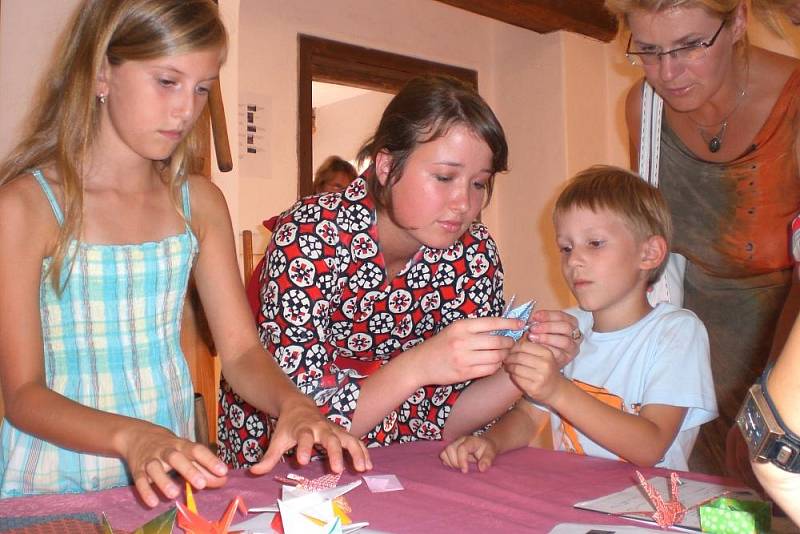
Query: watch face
xmin=738 ymin=394 xmax=766 ymax=455
xmin=737 ymin=383 xmax=800 ymax=472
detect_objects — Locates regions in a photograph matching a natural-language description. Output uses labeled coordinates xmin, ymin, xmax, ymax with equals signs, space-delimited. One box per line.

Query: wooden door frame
xmin=297 ymin=35 xmax=478 ymax=198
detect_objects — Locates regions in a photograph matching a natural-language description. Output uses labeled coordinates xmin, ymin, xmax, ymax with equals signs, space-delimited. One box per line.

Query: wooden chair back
xmin=242 ymin=230 xmax=254 ymax=283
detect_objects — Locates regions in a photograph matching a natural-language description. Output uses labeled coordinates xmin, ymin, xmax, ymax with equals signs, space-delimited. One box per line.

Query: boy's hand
xmin=504 ymin=340 xmax=565 ymax=404
xmin=526 ymin=310 xmax=582 ymax=367
xmin=440 ymin=435 xmax=498 ymax=473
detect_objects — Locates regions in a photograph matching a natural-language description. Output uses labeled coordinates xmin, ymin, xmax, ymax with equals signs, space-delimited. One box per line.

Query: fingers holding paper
xmin=504 ymin=339 xmax=566 ymax=404
xmin=526 ymin=309 xmax=582 ymax=367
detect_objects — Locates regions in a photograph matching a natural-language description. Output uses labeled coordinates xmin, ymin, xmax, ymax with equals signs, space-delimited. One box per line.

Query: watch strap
xmin=759 ymin=365 xmax=800 ymax=472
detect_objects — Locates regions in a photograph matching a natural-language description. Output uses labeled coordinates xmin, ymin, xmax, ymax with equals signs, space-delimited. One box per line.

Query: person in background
xmin=0 ymin=0 xmax=368 ymax=505
xmin=219 ymin=75 xmax=583 ymax=468
xmin=441 ymin=166 xmax=717 ymax=472
xmin=261 ymin=155 xmax=357 ymax=232
xmin=313 ymin=155 xmax=358 ymax=194
xmin=605 ymin=0 xmax=800 ymax=476
xmin=245 ymin=156 xmax=359 ymax=314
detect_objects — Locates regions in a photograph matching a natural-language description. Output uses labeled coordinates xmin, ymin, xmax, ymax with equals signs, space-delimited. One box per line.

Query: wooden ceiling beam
xmin=433 ymin=0 xmax=618 ymax=42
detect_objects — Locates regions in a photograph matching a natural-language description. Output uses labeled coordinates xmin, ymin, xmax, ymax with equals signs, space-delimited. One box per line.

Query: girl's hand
xmin=504 ymin=340 xmax=565 ymax=404
xmin=526 ymin=309 xmax=582 ymax=368
xmin=412 ymin=317 xmax=522 ymax=386
xmin=117 ymin=423 xmax=228 ymax=508
xmin=251 ymin=395 xmax=372 ymax=475
xmin=440 ymin=435 xmax=498 ymax=473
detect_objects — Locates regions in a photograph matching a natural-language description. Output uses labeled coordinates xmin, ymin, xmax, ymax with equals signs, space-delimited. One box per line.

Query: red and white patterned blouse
xmin=217 ymin=177 xmax=505 ymax=468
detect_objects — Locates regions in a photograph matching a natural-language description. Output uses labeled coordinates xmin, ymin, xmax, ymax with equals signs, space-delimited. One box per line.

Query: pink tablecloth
xmin=0 ymin=441 xmax=733 ymax=533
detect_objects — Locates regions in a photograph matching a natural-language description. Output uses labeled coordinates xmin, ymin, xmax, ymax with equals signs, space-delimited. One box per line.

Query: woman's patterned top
xmin=218 ymin=177 xmax=505 ymax=467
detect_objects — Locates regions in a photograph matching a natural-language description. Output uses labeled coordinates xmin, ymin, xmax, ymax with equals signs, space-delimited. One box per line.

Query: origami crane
xmin=493 ymin=295 xmax=536 ymax=341
xmin=175 ymin=483 xmax=247 ymax=534
xmin=635 ymin=471 xmax=687 ymax=528
xmin=276 ymin=472 xmax=343 ymax=493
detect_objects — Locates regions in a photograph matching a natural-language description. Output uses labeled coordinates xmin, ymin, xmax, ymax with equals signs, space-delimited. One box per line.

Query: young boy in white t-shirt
xmin=441 ymin=165 xmax=718 ymax=471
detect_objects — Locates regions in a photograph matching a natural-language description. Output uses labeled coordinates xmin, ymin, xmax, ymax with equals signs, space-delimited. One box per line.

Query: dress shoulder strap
xmin=31 ymin=169 xmax=65 ymax=226
xmin=180 ymin=179 xmax=191 ymax=222
xmin=639 ymin=80 xmax=664 ymax=187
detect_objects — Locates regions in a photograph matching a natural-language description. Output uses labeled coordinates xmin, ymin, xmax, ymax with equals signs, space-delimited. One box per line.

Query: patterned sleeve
xmin=255 ymin=194 xmax=364 ymax=429
xmin=374 ymin=223 xmax=506 ymax=444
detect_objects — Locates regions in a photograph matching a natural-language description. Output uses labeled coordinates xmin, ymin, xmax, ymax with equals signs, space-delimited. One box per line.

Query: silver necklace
xmin=685 ymin=68 xmax=748 ymax=153
xmin=698 ymin=121 xmax=729 ymax=153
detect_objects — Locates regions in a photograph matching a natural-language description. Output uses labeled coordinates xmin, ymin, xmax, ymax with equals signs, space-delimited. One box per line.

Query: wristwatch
xmin=736 ymin=366 xmax=800 ymax=473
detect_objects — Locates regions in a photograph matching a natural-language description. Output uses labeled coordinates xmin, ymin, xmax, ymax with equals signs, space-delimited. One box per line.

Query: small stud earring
xmin=98 ymin=93 xmax=107 ymax=104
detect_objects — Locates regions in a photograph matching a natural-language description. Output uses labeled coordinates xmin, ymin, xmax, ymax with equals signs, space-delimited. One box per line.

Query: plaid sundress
xmin=0 ymin=169 xmax=197 ymax=497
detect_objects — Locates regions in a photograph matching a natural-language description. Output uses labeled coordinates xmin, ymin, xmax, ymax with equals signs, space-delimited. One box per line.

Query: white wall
xmin=312 ymin=91 xmax=394 ymax=172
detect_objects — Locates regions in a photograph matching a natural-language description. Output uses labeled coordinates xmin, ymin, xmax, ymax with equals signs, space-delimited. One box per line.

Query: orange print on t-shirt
xmin=558 ymin=379 xmax=631 ymax=458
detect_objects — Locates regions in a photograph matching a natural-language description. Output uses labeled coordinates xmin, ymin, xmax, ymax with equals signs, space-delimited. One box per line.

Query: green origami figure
xmin=101 ymin=507 xmax=177 ymax=534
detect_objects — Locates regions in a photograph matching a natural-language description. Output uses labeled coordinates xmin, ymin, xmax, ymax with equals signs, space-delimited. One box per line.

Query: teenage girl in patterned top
xmin=218 ymin=75 xmax=582 ymax=467
xmin=0 ymin=0 xmax=368 ymax=505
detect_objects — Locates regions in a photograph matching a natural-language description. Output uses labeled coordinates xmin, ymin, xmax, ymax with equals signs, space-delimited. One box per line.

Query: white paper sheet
xmin=573 ymin=476 xmax=758 ymax=531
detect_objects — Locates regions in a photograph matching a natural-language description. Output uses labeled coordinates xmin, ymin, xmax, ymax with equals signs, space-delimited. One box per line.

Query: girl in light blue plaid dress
xmin=0 ymin=0 xmax=368 ymax=506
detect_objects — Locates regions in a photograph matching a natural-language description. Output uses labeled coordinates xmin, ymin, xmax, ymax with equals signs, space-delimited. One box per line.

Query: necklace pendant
xmin=708 ymin=136 xmax=722 ymax=153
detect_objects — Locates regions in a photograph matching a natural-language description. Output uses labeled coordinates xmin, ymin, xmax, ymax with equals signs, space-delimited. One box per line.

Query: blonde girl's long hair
xmin=605 ymin=0 xmax=797 ymax=34
xmin=0 ymin=0 xmax=227 ymax=291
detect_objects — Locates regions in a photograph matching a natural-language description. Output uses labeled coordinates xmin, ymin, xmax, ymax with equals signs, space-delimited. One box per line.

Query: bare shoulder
xmin=750 ymin=47 xmax=800 ymax=98
xmin=186 ymin=173 xmax=227 ymax=207
xmin=624 ymin=78 xmax=646 ymax=145
xmin=0 ymin=172 xmax=59 ymax=255
xmin=185 ymin=174 xmax=232 ymax=238
xmin=624 ymin=78 xmax=645 ymax=117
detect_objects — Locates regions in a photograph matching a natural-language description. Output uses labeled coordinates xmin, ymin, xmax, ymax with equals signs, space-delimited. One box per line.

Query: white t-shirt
xmin=549 ymin=303 xmax=718 ymax=471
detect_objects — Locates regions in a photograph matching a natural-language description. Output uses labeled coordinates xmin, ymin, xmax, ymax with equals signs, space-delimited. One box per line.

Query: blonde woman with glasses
xmin=605 ymin=0 xmax=800 ymax=479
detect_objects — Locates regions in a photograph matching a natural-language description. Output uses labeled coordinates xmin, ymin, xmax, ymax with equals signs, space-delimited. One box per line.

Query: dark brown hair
xmin=357 ymin=75 xmax=508 ymax=214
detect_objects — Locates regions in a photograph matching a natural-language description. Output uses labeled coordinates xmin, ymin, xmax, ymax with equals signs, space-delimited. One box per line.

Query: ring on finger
xmin=570 ymin=327 xmax=583 ymax=341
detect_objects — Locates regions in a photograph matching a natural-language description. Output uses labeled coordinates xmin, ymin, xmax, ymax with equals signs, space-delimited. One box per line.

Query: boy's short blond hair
xmin=554 ymin=165 xmax=673 ymax=284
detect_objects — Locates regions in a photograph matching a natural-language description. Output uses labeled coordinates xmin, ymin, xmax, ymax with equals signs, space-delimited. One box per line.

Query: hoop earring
xmin=97 ymin=93 xmax=107 ymax=104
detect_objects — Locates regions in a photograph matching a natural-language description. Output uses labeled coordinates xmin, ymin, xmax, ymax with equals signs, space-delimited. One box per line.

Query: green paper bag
xmin=699 ymin=497 xmax=771 ymax=534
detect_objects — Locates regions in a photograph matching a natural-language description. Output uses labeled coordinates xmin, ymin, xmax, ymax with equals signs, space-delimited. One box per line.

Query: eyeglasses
xmin=625 ymin=20 xmax=726 ymax=66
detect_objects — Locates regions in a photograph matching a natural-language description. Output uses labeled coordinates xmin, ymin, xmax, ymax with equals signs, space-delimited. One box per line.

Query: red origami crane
xmin=635 ymin=471 xmax=687 ymax=528
xmin=175 ymin=483 xmax=247 ymax=534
